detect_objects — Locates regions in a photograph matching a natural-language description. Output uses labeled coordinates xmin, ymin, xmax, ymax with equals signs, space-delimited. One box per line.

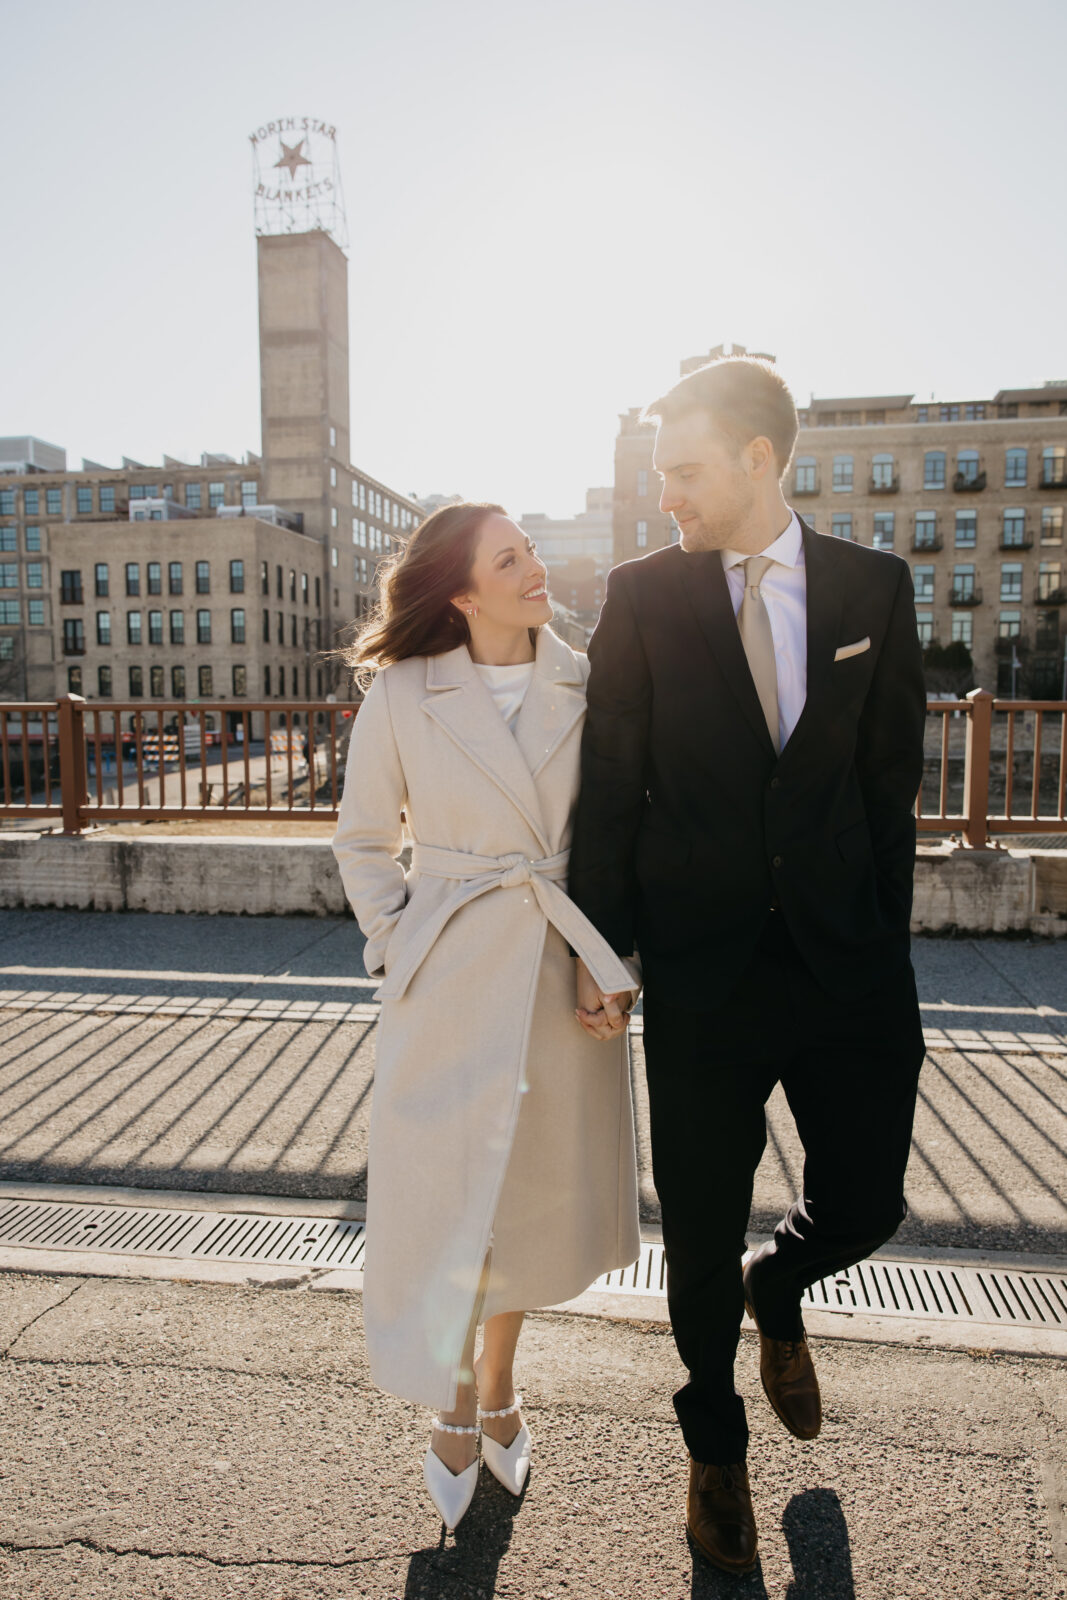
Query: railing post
xmin=56 ymin=694 xmax=88 ymax=837
xmin=961 ymin=688 xmax=995 ymax=851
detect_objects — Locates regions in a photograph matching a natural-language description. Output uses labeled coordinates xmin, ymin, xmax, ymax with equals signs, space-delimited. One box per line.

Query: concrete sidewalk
xmin=1 ymin=909 xmax=1065 ymax=1258
xmin=0 ymin=1268 xmax=1063 ymax=1599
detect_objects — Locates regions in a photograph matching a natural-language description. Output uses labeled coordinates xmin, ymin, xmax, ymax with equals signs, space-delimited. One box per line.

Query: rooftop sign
xmin=249 ymin=117 xmax=348 ymax=249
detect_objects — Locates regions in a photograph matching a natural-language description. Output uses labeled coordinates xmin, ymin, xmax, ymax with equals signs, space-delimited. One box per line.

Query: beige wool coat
xmin=331 ymin=625 xmax=641 ymax=1410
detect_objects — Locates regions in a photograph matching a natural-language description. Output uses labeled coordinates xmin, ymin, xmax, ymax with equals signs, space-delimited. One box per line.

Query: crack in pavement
xmin=0 ymin=1532 xmax=423 ymax=1569
xmin=0 ymin=1276 xmax=86 ymax=1359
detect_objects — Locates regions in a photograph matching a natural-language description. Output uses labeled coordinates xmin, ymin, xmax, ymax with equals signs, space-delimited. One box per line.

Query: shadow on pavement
xmin=402 ymin=1476 xmax=521 ymax=1597
xmin=782 ymin=1487 xmax=855 ymax=1599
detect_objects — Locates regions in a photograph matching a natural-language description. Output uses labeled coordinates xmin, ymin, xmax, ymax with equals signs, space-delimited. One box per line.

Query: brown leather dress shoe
xmin=686 ymin=1458 xmax=758 ymax=1574
xmin=743 ymin=1292 xmax=822 ymax=1440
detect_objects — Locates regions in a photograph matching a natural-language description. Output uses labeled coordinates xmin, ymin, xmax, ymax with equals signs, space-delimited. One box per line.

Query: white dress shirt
xmin=721 ymin=509 xmax=807 ymax=749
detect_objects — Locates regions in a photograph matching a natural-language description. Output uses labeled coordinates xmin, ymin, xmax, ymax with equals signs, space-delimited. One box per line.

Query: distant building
xmin=611 ymin=346 xmax=1067 ymax=696
xmin=521 ymin=489 xmax=614 ymax=631
xmin=1 ymin=231 xmax=423 ymax=708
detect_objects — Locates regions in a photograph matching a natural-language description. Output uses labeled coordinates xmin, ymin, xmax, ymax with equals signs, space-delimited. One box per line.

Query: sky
xmin=4 ymin=0 xmax=1065 ymax=517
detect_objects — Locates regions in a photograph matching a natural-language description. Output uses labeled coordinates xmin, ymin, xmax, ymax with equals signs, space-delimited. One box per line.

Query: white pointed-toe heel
xmin=423 ymin=1419 xmax=480 ymax=1532
xmin=478 ymin=1397 xmax=531 ymax=1496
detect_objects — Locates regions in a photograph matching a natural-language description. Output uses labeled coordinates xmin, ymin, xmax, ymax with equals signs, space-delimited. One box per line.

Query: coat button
xmin=770 ymin=777 xmax=781 ymax=790
xmin=772 ymin=854 xmax=783 ymax=867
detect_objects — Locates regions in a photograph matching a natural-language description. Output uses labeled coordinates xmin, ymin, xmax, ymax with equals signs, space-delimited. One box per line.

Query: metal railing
xmin=4 ymin=690 xmax=1067 ymax=851
xmin=0 ymin=696 xmax=356 ymax=833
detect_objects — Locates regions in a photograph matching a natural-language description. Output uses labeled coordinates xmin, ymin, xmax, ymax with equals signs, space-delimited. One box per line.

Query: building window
xmin=914 ymin=512 xmax=938 ymax=549
xmin=913 ymin=565 xmax=935 ymax=603
xmin=99 ymin=486 xmax=115 ymax=514
xmin=230 ymin=560 xmax=244 ymax=593
xmin=0 ymin=527 xmax=14 ymax=554
xmin=998 ymin=611 xmax=1021 ymax=640
xmin=940 ymin=404 xmax=960 ymax=423
xmin=915 ymin=611 xmax=934 ymax=645
xmin=198 ymin=665 xmax=213 ymax=696
xmin=952 ymin=564 xmax=976 ymax=600
xmin=167 ymin=562 xmax=182 ymax=595
xmin=923 ymin=451 xmax=946 ymax=489
xmin=291 ymin=614 xmax=298 ymax=647
xmin=329 ymin=466 xmax=337 ymax=489
xmin=636 ymin=520 xmax=648 ymax=549
xmin=276 ymin=611 xmax=283 ymax=642
xmin=278 ymin=665 xmax=286 ymax=696
xmin=1038 ymin=561 xmax=1062 ymax=600
xmin=125 ymin=563 xmax=140 ymax=596
xmin=955 ymin=510 xmax=977 ymax=548
xmin=330 ymin=425 xmax=337 ymax=448
xmin=1042 ymin=507 xmax=1064 ymax=545
xmin=263 ymin=665 xmax=272 ymax=696
xmin=0 ymin=562 xmax=17 ymax=589
xmin=171 ymin=666 xmax=186 ymax=698
xmin=95 ymin=563 xmax=109 ymax=597
xmin=832 ymin=455 xmax=853 ymax=491
xmin=27 ymin=598 xmax=43 ymax=624
xmin=62 ymin=618 xmax=85 ymax=655
xmin=260 ymin=560 xmax=269 ymax=595
xmin=301 ymin=573 xmax=308 ymax=604
xmin=951 ymin=613 xmax=974 ymax=647
xmin=147 ymin=562 xmax=162 ymax=595
xmin=25 ymin=526 xmax=41 ymax=552
xmin=23 ymin=489 xmax=39 ymax=515
xmin=794 ymin=456 xmax=816 ymax=494
xmin=233 ymin=664 xmax=247 ymax=696
xmin=96 ymin=612 xmax=111 ymax=645
xmin=129 ymin=485 xmax=158 ymax=500
xmin=636 ymin=469 xmax=648 ymax=497
xmin=0 ymin=637 xmax=12 ymax=660
xmin=964 ymin=404 xmax=985 ymax=422
xmin=127 ymin=611 xmax=143 ymax=645
xmin=46 ymin=488 xmax=62 ymax=514
xmin=68 ymin=666 xmax=83 ymax=694
xmin=1000 ymin=564 xmax=1023 ymax=602
xmin=1004 ymin=448 xmax=1027 ymax=487
xmin=956 ymin=449 xmax=980 ymax=484
xmin=209 ymin=482 xmax=225 ymax=509
xmin=231 ymin=608 xmax=246 ymax=644
xmin=1002 ymin=508 xmax=1027 ymax=546
xmin=331 ymin=546 xmax=338 ymax=568
xmin=873 ymin=511 xmax=894 ymax=549
xmin=60 ymin=569 xmax=83 ymax=604
xmin=871 ymin=453 xmax=896 ymax=490
xmin=185 ymin=483 xmax=202 ymax=510
xmin=0 ymin=600 xmax=19 ymax=624
xmin=831 ymin=513 xmax=853 ymax=540
xmin=169 ymin=610 xmax=184 ymax=645
xmin=98 ymin=665 xmax=112 ymax=697
xmin=150 ymin=665 xmax=164 ymax=697
xmin=76 ymin=486 xmax=93 ymax=513
xmin=195 ymin=561 xmax=210 ymax=594
xmin=196 ymin=609 xmax=211 ymax=644
xmin=241 ymin=479 xmax=257 ymax=508
xmin=129 ymin=665 xmax=144 ymax=697
xmin=26 ymin=563 xmax=42 ymax=588
xmin=1042 ymin=447 xmax=1067 ymax=487
xmin=148 ymin=610 xmax=163 ymax=645
xmin=262 ymin=609 xmax=270 ymax=642
xmin=275 ymin=564 xmax=283 ymax=598
xmin=315 ymin=577 xmax=321 ymax=607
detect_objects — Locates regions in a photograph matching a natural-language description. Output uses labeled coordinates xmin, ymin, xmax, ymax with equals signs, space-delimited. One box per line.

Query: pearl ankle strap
xmin=432 ymin=1417 xmax=480 ymax=1435
xmin=477 ymin=1395 xmax=522 ymax=1420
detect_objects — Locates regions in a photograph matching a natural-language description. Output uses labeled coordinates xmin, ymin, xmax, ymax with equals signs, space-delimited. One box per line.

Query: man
xmin=569 ymin=356 xmax=926 ymax=1574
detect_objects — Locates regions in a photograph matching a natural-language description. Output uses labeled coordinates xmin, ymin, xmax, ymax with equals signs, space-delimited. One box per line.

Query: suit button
xmin=772 ymin=855 xmax=783 ymax=868
xmin=770 ymin=777 xmax=781 ymax=790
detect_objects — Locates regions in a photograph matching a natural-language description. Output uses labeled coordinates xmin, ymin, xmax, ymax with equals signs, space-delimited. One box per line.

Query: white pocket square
xmin=834 ymin=637 xmax=871 ymax=662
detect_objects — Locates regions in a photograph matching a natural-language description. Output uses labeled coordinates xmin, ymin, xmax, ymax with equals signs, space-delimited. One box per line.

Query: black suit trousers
xmin=642 ymin=911 xmax=925 ymax=1466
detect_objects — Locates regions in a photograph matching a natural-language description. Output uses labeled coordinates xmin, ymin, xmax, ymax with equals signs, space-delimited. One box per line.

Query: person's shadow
xmin=403 ymin=1475 xmax=523 ymax=1598
xmin=688 ymin=1486 xmax=855 ymax=1599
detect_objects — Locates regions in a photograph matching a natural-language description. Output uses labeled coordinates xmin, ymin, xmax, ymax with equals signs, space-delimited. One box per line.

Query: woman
xmin=331 ymin=502 xmax=640 ymax=1533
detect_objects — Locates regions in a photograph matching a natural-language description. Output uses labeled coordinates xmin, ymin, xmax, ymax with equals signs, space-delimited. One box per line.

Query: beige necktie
xmin=738 ymin=555 xmax=780 ymax=753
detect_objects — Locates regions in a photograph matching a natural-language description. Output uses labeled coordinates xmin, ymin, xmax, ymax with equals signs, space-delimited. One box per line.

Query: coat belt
xmin=375 ymin=843 xmax=637 ymax=1002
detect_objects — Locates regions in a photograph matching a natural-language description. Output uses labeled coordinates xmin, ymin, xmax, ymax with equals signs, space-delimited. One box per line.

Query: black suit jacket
xmin=568 ymin=517 xmax=927 ymax=1008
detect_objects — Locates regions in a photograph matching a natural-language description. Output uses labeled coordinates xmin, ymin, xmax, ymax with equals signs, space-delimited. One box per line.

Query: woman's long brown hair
xmin=341 ymin=501 xmax=507 ymax=689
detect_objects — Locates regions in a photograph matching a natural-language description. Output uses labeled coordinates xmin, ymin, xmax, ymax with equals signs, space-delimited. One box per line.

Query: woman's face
xmin=454 ymin=513 xmax=552 ymax=629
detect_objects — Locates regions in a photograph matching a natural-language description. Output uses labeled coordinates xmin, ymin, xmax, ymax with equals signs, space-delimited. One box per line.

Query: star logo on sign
xmin=274 ymin=139 xmax=312 ymax=179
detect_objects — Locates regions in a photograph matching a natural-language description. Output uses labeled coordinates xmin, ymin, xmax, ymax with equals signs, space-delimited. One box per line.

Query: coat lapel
xmin=513 ymin=627 xmax=586 ymax=779
xmin=776 ymin=517 xmax=843 ymax=769
xmin=421 ymin=642 xmax=550 ymax=852
xmin=671 ymin=546 xmax=778 ymax=758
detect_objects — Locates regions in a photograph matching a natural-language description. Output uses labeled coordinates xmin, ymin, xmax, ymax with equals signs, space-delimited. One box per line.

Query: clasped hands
xmin=574 ymin=957 xmax=635 ymax=1042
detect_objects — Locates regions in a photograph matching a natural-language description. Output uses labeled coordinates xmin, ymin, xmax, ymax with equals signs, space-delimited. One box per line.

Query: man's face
xmin=652 ymin=410 xmax=757 ymax=552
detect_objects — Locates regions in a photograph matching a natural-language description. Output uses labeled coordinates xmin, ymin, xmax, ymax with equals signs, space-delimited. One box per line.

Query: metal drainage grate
xmin=594 ymin=1242 xmax=1067 ymax=1330
xmin=0 ymin=1199 xmax=366 ymax=1271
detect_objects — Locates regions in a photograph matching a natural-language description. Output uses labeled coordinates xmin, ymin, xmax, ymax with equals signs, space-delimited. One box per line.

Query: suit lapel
xmin=671 ymin=546 xmax=778 ymax=758
xmin=777 ymin=518 xmax=843 ymax=768
xmin=421 ymin=642 xmax=550 ymax=852
xmin=513 ymin=626 xmax=586 ymax=778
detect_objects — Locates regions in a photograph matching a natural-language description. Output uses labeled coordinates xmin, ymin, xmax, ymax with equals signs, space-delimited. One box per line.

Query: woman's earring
xmin=467 ymin=606 xmax=478 ymax=618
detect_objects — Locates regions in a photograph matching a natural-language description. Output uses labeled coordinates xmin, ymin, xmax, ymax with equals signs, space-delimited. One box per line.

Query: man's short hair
xmin=642 ymin=356 xmax=799 ymax=479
